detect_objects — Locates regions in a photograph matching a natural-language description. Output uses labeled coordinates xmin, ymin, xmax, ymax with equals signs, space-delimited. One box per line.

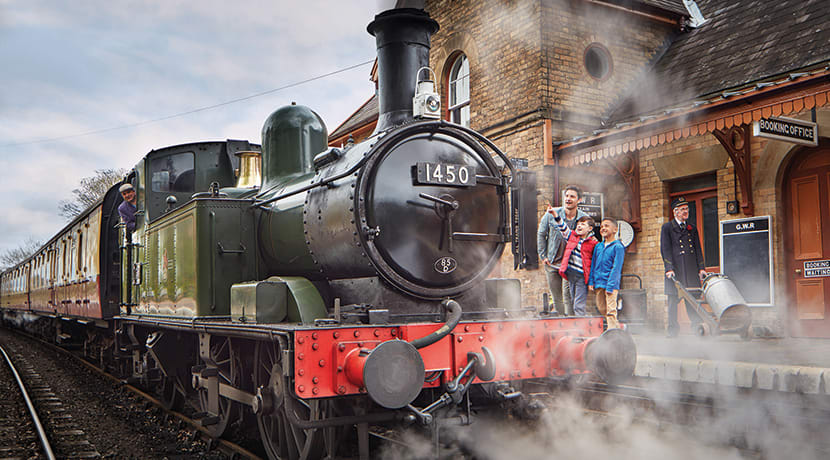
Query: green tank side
xmin=133 ymin=198 xmax=258 ymax=318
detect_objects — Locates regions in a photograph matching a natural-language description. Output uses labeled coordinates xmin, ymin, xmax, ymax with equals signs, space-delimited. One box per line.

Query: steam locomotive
xmin=0 ymin=8 xmax=636 ymax=459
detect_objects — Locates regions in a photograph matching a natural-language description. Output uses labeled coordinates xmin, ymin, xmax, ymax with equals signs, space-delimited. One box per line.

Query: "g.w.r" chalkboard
xmin=719 ymin=216 xmax=773 ymax=306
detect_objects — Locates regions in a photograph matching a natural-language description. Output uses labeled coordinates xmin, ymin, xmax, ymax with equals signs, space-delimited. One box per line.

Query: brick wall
xmin=423 ymin=0 xmax=680 ymax=315
xmin=426 ymin=0 xmax=543 ymax=133
xmin=420 ymin=1 xmax=829 ymax=337
xmin=541 ymin=0 xmax=676 ymax=126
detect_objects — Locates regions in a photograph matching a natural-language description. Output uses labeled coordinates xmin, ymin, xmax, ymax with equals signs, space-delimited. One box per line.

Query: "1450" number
xmin=415 ymin=162 xmax=475 ymax=187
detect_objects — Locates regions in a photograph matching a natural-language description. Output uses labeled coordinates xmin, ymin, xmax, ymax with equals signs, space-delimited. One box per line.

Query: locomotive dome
xmin=261 ymin=103 xmax=327 ymax=188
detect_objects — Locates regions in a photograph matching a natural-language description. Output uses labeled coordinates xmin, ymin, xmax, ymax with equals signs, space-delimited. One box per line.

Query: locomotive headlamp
xmin=426 ymin=95 xmax=440 ymax=112
xmin=413 ymin=67 xmax=441 ymax=119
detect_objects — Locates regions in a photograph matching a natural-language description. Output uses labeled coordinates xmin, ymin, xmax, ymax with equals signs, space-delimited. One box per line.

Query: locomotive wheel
xmin=254 ymin=341 xmax=328 ymax=460
xmin=158 ymin=376 xmax=185 ymax=411
xmin=197 ymin=336 xmax=242 ymax=438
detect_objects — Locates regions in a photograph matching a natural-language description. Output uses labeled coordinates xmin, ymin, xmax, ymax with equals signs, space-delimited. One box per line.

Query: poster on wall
xmin=578 ymin=192 xmax=604 ymax=220
xmin=719 ymin=216 xmax=773 ymax=306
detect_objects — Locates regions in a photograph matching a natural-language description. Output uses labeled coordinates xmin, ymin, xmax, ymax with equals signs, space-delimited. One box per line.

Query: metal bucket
xmin=702 ymin=274 xmax=751 ymax=332
xmin=618 ymin=274 xmax=647 ymax=328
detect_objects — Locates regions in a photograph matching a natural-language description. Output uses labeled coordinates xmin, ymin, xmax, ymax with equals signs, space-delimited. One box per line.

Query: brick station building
xmin=331 ymin=0 xmax=830 ymax=337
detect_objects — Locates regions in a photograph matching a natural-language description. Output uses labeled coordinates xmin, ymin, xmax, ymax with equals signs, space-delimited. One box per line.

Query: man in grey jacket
xmin=537 ymin=185 xmax=587 ymax=316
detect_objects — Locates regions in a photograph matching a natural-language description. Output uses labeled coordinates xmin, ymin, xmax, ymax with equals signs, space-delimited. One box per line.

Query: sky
xmin=0 ymin=0 xmax=394 ymax=256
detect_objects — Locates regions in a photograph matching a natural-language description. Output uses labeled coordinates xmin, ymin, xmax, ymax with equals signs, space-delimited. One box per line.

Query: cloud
xmin=0 ymin=1 xmax=395 ymax=254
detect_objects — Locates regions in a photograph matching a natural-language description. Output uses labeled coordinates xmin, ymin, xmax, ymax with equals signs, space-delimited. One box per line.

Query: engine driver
xmin=118 ymin=183 xmax=137 ymax=233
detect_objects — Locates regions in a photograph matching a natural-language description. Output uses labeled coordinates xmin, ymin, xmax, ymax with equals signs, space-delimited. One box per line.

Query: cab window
xmin=150 ymin=152 xmax=195 ymax=193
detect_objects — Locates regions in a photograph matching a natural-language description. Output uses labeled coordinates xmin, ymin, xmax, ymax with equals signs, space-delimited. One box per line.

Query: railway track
xmin=0 ymin=326 xmax=261 ymax=459
xmin=0 ymin=340 xmax=100 ymax=459
xmin=0 ymin=342 xmax=48 ymax=459
xmin=9 ymin=317 xmax=830 ymax=460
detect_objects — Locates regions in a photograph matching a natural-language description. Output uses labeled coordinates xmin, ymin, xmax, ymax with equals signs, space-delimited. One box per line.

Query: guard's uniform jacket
xmin=660 ymin=219 xmax=705 ymax=296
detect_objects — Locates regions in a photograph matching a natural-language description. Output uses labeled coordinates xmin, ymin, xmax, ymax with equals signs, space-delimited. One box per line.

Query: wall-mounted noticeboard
xmin=719 ymin=216 xmax=773 ymax=306
xmin=578 ymin=192 xmax=604 ymax=220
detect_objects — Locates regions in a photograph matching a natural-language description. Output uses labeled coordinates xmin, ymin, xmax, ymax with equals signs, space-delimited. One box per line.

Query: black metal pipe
xmin=119 ymin=317 xmax=291 ymax=342
xmin=367 ymin=8 xmax=439 ymax=132
xmin=409 ymin=299 xmax=461 ymax=349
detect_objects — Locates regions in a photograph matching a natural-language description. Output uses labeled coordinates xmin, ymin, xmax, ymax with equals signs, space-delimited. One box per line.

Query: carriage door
xmin=786 ymin=146 xmax=830 ymax=337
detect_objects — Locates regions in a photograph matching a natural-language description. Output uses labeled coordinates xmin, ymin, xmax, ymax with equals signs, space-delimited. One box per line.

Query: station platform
xmin=631 ymin=332 xmax=830 ymax=395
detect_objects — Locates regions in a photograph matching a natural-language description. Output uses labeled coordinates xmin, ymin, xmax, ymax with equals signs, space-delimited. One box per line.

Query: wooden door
xmin=786 ymin=147 xmax=830 ymax=337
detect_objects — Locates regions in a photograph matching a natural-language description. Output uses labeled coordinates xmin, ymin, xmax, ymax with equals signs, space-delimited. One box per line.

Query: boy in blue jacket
xmin=588 ymin=217 xmax=626 ymax=330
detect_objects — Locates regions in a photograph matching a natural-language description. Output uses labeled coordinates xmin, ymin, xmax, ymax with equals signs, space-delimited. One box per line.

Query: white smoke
xmin=380 ymin=377 xmax=826 ymax=460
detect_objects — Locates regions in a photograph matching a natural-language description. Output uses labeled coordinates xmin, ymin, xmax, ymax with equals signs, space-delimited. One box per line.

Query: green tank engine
xmin=1 ymin=10 xmax=638 ymax=457
xmin=124 ymin=8 xmax=513 ymax=324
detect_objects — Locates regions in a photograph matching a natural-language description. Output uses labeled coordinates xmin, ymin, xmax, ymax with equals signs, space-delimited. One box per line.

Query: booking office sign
xmin=753 ymin=116 xmax=818 ymax=146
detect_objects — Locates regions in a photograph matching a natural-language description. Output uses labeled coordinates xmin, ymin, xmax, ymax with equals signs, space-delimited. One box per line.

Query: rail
xmin=4 ymin=326 xmax=261 ymax=460
xmin=0 ymin=343 xmax=56 ymax=460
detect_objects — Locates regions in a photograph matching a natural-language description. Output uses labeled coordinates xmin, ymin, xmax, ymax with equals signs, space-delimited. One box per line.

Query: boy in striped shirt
xmin=551 ymin=210 xmax=598 ymax=315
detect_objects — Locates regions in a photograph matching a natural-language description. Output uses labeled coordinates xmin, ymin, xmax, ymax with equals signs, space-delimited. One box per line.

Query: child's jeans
xmin=565 ymin=268 xmax=588 ymax=316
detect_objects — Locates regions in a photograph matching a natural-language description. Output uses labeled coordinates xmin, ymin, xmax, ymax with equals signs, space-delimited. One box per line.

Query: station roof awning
xmin=554 ymin=66 xmax=830 ymax=167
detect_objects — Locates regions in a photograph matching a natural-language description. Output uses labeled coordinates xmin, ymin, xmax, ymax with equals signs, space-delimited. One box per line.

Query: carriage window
xmin=77 ymin=232 xmax=84 ymax=274
xmin=67 ymin=238 xmax=74 ymax=278
xmin=151 ymin=152 xmax=195 ymax=193
xmin=62 ymin=240 xmax=68 ymax=280
xmin=50 ymin=249 xmax=56 ymax=283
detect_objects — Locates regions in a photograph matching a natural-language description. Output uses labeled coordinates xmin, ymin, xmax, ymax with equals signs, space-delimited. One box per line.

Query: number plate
xmin=415 ymin=162 xmax=475 ymax=187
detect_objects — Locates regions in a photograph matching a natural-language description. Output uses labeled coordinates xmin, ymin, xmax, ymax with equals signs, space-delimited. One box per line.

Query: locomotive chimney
xmin=367 ymin=8 xmax=439 ymax=132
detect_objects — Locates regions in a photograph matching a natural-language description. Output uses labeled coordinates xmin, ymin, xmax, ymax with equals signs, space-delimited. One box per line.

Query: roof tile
xmin=610 ymin=0 xmax=830 ymax=121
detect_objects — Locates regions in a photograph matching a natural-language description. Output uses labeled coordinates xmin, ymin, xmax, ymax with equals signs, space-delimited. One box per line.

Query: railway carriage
xmin=1 ymin=8 xmax=636 ymax=459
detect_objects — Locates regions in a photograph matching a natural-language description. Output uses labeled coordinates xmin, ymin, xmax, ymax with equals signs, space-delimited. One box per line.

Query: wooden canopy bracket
xmin=712 ymin=126 xmax=754 ymax=216
xmin=606 ymin=151 xmax=641 ymax=231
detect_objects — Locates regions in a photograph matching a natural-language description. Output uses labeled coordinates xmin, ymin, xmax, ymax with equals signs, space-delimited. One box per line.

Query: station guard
xmin=661 ymin=197 xmax=707 ymax=337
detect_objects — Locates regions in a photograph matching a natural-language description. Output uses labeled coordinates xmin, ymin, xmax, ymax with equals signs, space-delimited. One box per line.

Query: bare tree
xmin=0 ymin=237 xmax=43 ymax=270
xmin=59 ymin=168 xmax=128 ymax=220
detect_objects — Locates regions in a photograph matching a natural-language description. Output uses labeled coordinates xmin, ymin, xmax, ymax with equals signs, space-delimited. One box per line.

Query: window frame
xmin=446 ymin=53 xmax=470 ymax=127
xmin=583 ymin=42 xmax=613 ymax=81
xmin=150 ymin=151 xmax=195 ymax=194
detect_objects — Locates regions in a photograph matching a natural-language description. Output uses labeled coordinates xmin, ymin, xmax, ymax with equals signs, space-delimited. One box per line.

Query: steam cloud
xmin=377 ymin=320 xmax=826 ymax=460
xmin=380 ymin=378 xmax=826 ymax=460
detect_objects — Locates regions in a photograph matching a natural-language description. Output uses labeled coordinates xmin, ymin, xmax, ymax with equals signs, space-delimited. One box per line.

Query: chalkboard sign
xmin=719 ymin=216 xmax=773 ymax=306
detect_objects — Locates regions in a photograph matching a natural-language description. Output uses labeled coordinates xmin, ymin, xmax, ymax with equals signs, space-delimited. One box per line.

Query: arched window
xmin=447 ymin=53 xmax=470 ymax=127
